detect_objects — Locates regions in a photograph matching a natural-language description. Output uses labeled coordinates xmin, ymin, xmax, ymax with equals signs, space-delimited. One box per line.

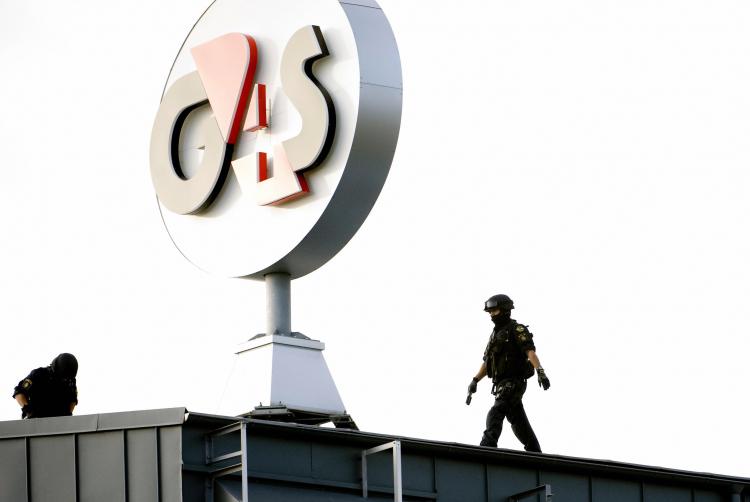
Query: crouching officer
xmin=12 ymin=353 xmax=79 ymax=419
xmin=466 ymin=295 xmax=550 ymax=452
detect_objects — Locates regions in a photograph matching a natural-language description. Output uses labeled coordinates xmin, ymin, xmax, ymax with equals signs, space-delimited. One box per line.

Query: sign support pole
xmin=265 ymin=272 xmax=291 ymax=335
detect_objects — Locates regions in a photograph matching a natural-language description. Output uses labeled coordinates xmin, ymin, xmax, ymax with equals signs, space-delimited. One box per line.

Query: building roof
xmin=0 ymin=408 xmax=747 ymax=502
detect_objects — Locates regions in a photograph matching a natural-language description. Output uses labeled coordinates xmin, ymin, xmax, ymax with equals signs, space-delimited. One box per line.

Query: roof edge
xmin=0 ymin=407 xmax=188 ymax=439
xmin=235 ymin=419 xmax=750 ymax=489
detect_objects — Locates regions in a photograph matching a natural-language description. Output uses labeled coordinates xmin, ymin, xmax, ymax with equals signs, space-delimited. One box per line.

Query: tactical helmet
xmin=50 ymin=353 xmax=78 ymax=378
xmin=483 ymin=294 xmax=514 ymax=312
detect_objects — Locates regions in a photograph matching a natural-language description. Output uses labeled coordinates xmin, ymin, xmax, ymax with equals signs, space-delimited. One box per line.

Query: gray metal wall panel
xmin=310 ymin=443 xmax=359 ymax=483
xmin=591 ymin=477 xmax=643 ymax=502
xmin=360 ymin=450 xmax=436 ymax=495
xmin=401 ymin=454 xmax=435 ymax=493
xmin=78 ymin=431 xmax=126 ymax=502
xmin=181 ymin=421 xmax=215 ymax=466
xmin=644 ymin=484 xmax=692 ymax=502
xmin=487 ymin=465 xmax=539 ymax=501
xmin=246 ymin=436 xmax=312 ymax=478
xmin=541 ymin=472 xmax=590 ymax=502
xmin=364 ymin=447 xmax=396 ymax=490
xmin=29 ymin=435 xmax=77 ymax=502
xmin=127 ymin=428 xmax=159 ymax=502
xmin=0 ymin=438 xmax=27 ymax=502
xmin=435 ymin=458 xmax=486 ymax=502
xmin=159 ymin=426 xmax=183 ymax=502
xmin=694 ymin=490 xmax=723 ymax=502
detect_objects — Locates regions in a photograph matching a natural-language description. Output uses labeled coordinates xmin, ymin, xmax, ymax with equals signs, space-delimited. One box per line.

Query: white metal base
xmin=218 ymin=333 xmax=346 ymax=417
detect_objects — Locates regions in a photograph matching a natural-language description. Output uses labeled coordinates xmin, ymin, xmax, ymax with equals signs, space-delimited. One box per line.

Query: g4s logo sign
xmin=149 ymin=0 xmax=401 ymax=280
xmin=150 ymin=25 xmax=335 ymax=213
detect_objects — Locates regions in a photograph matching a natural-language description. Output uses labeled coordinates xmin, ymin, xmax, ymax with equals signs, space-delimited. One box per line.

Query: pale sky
xmin=1 ymin=0 xmax=748 ymax=478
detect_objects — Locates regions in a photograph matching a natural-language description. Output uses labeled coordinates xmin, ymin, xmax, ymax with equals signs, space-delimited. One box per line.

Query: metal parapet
xmin=0 ymin=408 xmax=187 ymax=502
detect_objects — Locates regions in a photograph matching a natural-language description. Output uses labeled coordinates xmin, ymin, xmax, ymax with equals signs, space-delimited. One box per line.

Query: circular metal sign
xmin=149 ymin=0 xmax=402 ymax=279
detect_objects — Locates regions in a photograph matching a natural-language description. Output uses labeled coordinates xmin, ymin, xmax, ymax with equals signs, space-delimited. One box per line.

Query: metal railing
xmin=205 ymin=420 xmax=249 ymax=502
xmin=509 ymin=484 xmax=553 ymax=501
xmin=361 ymin=440 xmax=403 ymax=501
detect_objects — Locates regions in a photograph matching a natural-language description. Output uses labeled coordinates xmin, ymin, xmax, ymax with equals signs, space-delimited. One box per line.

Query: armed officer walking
xmin=466 ymin=295 xmax=550 ymax=452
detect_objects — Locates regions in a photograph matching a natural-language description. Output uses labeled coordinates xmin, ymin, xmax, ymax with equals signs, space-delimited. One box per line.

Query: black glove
xmin=466 ymin=377 xmax=478 ymax=405
xmin=468 ymin=378 xmax=478 ymax=395
xmin=21 ymin=405 xmax=32 ymax=419
xmin=537 ymin=368 xmax=550 ymax=390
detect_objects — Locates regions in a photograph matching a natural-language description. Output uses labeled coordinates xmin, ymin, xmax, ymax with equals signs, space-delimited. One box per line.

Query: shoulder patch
xmin=22 ymin=379 xmax=32 ymax=389
xmin=516 ymin=325 xmax=525 ymax=333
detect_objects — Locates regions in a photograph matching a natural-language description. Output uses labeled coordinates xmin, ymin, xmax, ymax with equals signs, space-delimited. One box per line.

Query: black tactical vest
xmin=484 ymin=320 xmax=534 ymax=382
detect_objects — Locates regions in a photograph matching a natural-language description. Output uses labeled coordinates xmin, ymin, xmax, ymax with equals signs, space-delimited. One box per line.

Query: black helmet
xmin=484 ymin=294 xmax=514 ymax=312
xmin=51 ymin=353 xmax=78 ymax=378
